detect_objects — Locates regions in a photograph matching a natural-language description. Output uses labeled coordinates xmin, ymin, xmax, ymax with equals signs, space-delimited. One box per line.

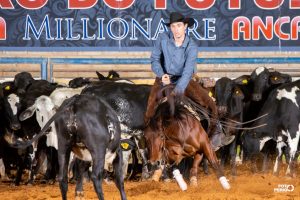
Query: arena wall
xmin=1 ymin=51 xmax=300 ymax=85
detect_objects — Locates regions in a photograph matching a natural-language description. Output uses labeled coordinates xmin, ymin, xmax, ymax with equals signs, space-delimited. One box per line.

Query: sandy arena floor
xmin=0 ymin=165 xmax=299 ymax=200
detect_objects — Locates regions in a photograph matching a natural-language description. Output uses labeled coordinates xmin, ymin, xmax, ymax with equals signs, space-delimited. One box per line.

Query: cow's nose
xmin=11 ymin=123 xmax=21 ymax=130
xmin=218 ymin=106 xmax=227 ymax=115
xmin=252 ymin=93 xmax=262 ymax=101
xmin=17 ymin=89 xmax=26 ymax=95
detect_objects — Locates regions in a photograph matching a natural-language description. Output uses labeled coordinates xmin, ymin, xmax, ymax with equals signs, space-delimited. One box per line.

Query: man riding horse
xmin=144 ymin=12 xmax=233 ymax=146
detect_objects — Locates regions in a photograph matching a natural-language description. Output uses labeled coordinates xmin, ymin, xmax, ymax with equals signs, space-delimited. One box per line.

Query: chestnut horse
xmin=144 ymin=86 xmax=230 ymax=189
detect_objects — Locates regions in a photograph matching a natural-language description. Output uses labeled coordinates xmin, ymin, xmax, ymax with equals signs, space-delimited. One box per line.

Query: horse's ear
xmin=96 ymin=71 xmax=105 ymax=80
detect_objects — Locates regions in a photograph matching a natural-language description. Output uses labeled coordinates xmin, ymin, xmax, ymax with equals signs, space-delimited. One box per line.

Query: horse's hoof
xmin=190 ymin=176 xmax=197 ymax=187
xmin=219 ymin=176 xmax=230 ymax=190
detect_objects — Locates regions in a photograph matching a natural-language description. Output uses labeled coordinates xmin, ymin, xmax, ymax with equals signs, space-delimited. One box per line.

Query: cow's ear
xmin=234 ymin=75 xmax=250 ymax=85
xmin=19 ymin=105 xmax=36 ymax=121
xmin=269 ymin=72 xmax=291 ymax=85
xmin=233 ymin=86 xmax=244 ymax=99
xmin=96 ymin=71 xmax=105 ymax=80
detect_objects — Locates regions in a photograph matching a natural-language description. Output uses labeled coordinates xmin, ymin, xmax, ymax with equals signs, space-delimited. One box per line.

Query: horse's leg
xmin=202 ymin=136 xmax=230 ymax=190
xmin=201 ymin=158 xmax=209 ymax=175
xmin=171 ymin=165 xmax=187 ymax=191
xmin=190 ymin=153 xmax=203 ymax=186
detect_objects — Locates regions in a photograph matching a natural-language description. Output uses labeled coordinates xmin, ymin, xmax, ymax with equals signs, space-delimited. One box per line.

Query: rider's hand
xmin=162 ymin=74 xmax=171 ymax=85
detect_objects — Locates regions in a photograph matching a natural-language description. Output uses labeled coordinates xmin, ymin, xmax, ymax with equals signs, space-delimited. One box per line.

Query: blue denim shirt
xmin=150 ymin=32 xmax=198 ymax=94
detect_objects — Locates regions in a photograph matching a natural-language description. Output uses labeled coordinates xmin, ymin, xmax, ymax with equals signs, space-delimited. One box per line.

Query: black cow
xmin=246 ymin=67 xmax=292 ymax=123
xmin=69 ymin=70 xmax=132 ymax=88
xmin=12 ymin=94 xmax=127 ymax=200
xmin=214 ymin=76 xmax=250 ymax=175
xmin=242 ymin=79 xmax=300 ymax=177
xmin=0 ymin=83 xmax=35 ymax=185
xmin=250 ymin=67 xmax=292 ymax=102
xmin=82 ymin=81 xmax=151 ymax=179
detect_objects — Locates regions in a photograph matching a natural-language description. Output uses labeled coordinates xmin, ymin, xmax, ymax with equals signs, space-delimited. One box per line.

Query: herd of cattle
xmin=0 ymin=67 xmax=299 ymax=199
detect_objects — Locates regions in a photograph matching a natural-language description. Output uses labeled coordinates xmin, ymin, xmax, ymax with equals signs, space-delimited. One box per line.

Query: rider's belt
xmin=169 ymin=75 xmax=181 ymax=83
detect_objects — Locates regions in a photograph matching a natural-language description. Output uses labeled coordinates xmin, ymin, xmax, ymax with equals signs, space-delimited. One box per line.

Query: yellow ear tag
xmin=121 ymin=142 xmax=129 ymax=150
xmin=109 ymin=75 xmax=113 ymax=79
xmin=208 ymin=91 xmax=213 ymax=97
xmin=4 ymin=85 xmax=10 ymax=90
xmin=242 ymin=79 xmax=248 ymax=84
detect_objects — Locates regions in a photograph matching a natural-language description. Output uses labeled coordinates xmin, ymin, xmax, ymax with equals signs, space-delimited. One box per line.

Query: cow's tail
xmin=10 ymin=96 xmax=78 ymax=149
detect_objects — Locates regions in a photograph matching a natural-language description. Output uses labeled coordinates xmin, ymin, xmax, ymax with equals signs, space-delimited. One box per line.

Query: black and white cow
xmin=3 ymin=72 xmax=60 ymax=184
xmin=242 ymin=79 xmax=300 ymax=177
xmin=242 ymin=67 xmax=292 ymax=172
xmin=81 ymin=81 xmax=151 ymax=178
xmin=13 ymin=94 xmax=127 ymax=200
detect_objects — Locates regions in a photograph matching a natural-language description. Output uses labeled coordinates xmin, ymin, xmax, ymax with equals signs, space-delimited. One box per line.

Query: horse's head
xmin=144 ymin=125 xmax=165 ymax=171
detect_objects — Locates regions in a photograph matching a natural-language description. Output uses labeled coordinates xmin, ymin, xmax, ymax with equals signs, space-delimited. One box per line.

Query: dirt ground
xmin=0 ymin=165 xmax=299 ymax=200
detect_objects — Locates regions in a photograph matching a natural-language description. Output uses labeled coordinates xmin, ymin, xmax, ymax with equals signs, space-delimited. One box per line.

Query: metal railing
xmin=1 ymin=57 xmax=300 ymax=81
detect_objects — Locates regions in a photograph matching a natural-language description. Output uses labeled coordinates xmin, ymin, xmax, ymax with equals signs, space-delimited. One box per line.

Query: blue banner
xmin=0 ymin=0 xmax=300 ymax=51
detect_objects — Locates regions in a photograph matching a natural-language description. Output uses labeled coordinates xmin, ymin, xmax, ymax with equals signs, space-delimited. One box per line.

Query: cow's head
xmin=19 ymin=95 xmax=56 ymax=128
xmin=250 ymin=67 xmax=291 ymax=101
xmin=215 ymin=77 xmax=245 ymax=117
xmin=4 ymin=93 xmax=21 ymax=131
xmin=69 ymin=77 xmax=91 ymax=88
xmin=250 ymin=67 xmax=270 ymax=101
xmin=14 ymin=72 xmax=34 ymax=95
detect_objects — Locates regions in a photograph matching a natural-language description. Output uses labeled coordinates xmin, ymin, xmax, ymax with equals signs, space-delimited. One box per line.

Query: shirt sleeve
xmin=150 ymin=36 xmax=165 ymax=78
xmin=174 ymin=42 xmax=198 ymax=94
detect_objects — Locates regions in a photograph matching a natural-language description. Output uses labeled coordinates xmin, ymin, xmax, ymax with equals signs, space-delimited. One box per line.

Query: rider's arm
xmin=150 ymin=36 xmax=165 ymax=78
xmin=174 ymin=42 xmax=198 ymax=94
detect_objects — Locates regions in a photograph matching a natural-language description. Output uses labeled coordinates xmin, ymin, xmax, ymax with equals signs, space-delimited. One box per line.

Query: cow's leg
xmin=113 ymin=148 xmax=127 ymax=200
xmin=0 ymin=158 xmax=9 ymax=182
xmin=219 ymin=147 xmax=227 ymax=171
xmin=190 ymin=153 xmax=203 ymax=186
xmin=14 ymin=151 xmax=26 ymax=186
xmin=229 ymin=139 xmax=237 ymax=176
xmin=250 ymin=154 xmax=258 ymax=173
xmin=121 ymin=150 xmax=131 ymax=179
xmin=24 ymin=145 xmax=35 ymax=185
xmin=133 ymin=135 xmax=149 ymax=179
xmin=261 ymin=152 xmax=269 ymax=173
xmin=57 ymin=148 xmax=71 ymax=200
xmin=201 ymin=158 xmax=209 ymax=175
xmin=75 ymin=160 xmax=90 ymax=200
xmin=90 ymin=149 xmax=106 ymax=200
xmin=273 ymin=141 xmax=285 ymax=176
xmin=286 ymin=146 xmax=300 ymax=176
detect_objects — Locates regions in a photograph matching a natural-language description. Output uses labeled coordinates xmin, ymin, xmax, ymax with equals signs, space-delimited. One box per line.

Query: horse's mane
xmin=149 ymin=95 xmax=196 ymax=131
